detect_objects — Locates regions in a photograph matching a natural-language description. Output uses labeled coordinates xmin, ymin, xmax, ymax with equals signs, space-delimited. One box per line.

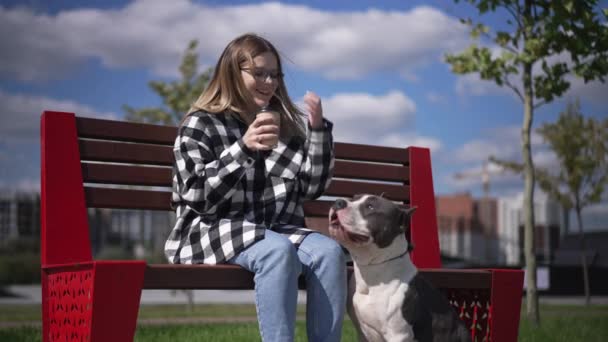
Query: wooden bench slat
xmin=143 ymin=264 xmax=492 ymax=290
xmin=326 ymin=180 xmax=409 ymax=201
xmin=79 ymin=140 xmax=174 ymax=165
xmin=85 ymin=179 xmax=408 ymax=211
xmin=82 ymin=163 xmax=172 ymax=187
xmin=144 ymin=264 xmax=255 ymax=289
xmin=335 ymin=142 xmax=409 ymax=164
xmin=334 ymin=160 xmax=408 ymax=183
xmin=420 ymin=268 xmax=492 ymax=289
xmin=303 ymin=200 xmax=412 ymax=218
xmin=85 ymin=187 xmax=171 ymax=210
xmin=77 ymin=117 xmax=176 ymax=145
xmin=81 ymin=160 xmax=407 ymax=187
xmin=303 ymin=200 xmax=332 ymax=217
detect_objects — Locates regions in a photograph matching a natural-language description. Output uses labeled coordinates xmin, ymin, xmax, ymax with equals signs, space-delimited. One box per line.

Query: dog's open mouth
xmin=330 ymin=211 xmax=370 ymax=244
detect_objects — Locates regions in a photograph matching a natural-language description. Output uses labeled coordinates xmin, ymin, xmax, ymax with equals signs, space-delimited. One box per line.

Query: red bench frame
xmin=40 ymin=110 xmax=523 ymax=341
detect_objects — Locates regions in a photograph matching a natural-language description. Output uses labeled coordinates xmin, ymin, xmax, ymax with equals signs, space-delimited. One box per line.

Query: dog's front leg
xmin=347 ymin=273 xmax=369 ymax=342
xmin=385 ymin=325 xmax=415 ymax=342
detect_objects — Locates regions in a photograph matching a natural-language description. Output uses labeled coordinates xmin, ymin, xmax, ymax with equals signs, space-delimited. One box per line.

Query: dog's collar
xmin=359 ymin=250 xmax=409 ymax=266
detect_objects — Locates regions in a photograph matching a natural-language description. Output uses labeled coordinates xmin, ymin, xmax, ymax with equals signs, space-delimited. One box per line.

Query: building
xmin=436 ymin=191 xmax=561 ymax=267
xmin=0 ymin=191 xmax=40 ymax=247
xmin=436 ymin=193 xmax=499 ymax=265
xmin=497 ymin=191 xmax=561 ymax=266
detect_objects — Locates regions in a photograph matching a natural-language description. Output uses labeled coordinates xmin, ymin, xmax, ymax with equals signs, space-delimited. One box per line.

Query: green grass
xmin=0 ymin=303 xmax=303 ymax=322
xmin=7 ymin=321 xmax=354 ymax=342
xmin=0 ymin=326 xmax=40 ymax=342
xmin=134 ymin=321 xmax=358 ymax=342
xmin=518 ymin=305 xmax=608 ymax=342
xmin=1 ymin=303 xmax=607 ymax=341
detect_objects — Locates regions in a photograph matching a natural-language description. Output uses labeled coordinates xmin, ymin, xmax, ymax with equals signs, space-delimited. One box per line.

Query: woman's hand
xmin=304 ymin=91 xmax=323 ymax=130
xmin=243 ymin=115 xmax=279 ymax=151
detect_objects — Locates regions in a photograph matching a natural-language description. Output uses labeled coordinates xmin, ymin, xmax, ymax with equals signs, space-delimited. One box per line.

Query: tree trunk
xmin=522 ymin=61 xmax=540 ymax=326
xmin=575 ymin=205 xmax=591 ymax=305
xmin=561 ymin=205 xmax=570 ymax=238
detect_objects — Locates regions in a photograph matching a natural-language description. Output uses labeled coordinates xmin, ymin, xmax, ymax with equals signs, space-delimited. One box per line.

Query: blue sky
xmin=1 ymin=0 xmax=607 ymax=229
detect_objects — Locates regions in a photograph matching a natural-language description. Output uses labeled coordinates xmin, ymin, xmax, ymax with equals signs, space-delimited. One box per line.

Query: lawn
xmin=1 ymin=303 xmax=607 ymax=341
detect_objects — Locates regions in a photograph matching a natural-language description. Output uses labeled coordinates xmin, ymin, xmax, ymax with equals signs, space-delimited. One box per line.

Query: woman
xmin=165 ymin=33 xmax=346 ymax=342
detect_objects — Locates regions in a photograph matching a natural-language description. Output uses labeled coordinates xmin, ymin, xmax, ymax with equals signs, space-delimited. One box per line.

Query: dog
xmin=328 ymin=194 xmax=471 ymax=342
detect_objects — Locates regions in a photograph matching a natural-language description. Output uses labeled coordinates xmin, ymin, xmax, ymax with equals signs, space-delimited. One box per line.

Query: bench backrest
xmin=41 ymin=111 xmax=440 ymax=268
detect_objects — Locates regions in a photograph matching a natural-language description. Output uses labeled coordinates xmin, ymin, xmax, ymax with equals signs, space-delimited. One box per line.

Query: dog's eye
xmin=366 ymin=204 xmax=374 ymax=210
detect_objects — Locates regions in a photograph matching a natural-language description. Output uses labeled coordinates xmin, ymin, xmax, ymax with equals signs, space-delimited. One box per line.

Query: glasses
xmin=241 ymin=67 xmax=283 ymax=82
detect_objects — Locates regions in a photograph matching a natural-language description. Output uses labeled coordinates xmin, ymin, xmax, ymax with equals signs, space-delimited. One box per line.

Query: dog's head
xmin=328 ymin=194 xmax=416 ymax=252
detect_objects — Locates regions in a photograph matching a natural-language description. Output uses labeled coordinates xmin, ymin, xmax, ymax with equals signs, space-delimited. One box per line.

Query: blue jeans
xmin=228 ymin=230 xmax=347 ymax=342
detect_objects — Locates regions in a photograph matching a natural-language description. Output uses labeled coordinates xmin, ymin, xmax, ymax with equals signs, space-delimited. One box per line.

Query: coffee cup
xmin=256 ymin=108 xmax=280 ymax=148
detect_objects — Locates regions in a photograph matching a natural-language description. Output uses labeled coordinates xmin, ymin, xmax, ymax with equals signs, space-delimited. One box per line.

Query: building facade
xmin=437 ymin=191 xmax=562 ymax=266
xmin=0 ymin=191 xmax=40 ymax=247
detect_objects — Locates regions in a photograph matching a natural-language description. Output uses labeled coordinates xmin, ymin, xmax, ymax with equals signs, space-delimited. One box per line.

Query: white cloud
xmin=318 ymin=90 xmax=439 ymax=150
xmin=324 ymin=90 xmax=415 ymax=125
xmin=0 ymin=91 xmax=116 ymax=193
xmin=0 ymin=178 xmax=40 ymax=193
xmin=0 ymin=1 xmax=469 ymax=81
xmin=564 ymin=76 xmax=608 ymax=106
xmin=426 ymin=91 xmax=445 ymax=103
xmin=446 ymin=125 xmax=555 ymax=193
xmin=455 ymin=73 xmax=510 ymax=97
xmin=451 ymin=125 xmax=545 ymax=165
xmin=382 ymin=134 xmax=442 ymax=152
xmin=453 ymin=139 xmax=504 ymax=164
xmin=0 ymin=90 xmax=116 ymax=142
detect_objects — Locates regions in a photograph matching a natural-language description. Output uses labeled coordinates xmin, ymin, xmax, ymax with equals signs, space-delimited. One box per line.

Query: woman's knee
xmin=256 ymin=233 xmax=300 ymax=272
xmin=304 ymin=234 xmax=346 ymax=266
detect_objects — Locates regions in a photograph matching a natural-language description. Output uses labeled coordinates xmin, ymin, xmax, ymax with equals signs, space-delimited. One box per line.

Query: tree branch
xmin=505 ymin=3 xmax=523 ymax=30
xmin=504 ymin=77 xmax=524 ymax=102
xmin=480 ymin=30 xmax=519 ymax=54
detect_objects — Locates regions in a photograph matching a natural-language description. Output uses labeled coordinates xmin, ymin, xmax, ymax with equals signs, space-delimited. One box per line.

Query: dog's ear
xmin=398 ymin=206 xmax=416 ymax=228
xmin=400 ymin=206 xmax=416 ymax=252
xmin=404 ymin=206 xmax=417 ymax=217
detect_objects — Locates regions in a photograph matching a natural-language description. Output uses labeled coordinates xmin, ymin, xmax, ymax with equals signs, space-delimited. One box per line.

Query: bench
xmin=40 ymin=110 xmax=524 ymax=341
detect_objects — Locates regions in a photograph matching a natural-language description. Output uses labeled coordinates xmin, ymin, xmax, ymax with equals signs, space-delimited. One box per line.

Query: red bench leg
xmin=489 ymin=269 xmax=524 ymax=342
xmin=43 ymin=261 xmax=146 ymax=342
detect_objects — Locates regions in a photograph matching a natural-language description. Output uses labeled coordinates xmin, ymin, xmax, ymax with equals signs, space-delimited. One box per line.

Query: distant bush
xmin=0 ymin=252 xmax=40 ymax=285
xmin=94 ymin=245 xmax=133 ymax=260
xmin=0 ymin=237 xmax=39 ymax=255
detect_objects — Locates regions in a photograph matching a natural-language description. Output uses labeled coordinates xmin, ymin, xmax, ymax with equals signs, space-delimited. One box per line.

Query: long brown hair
xmin=185 ymin=33 xmax=305 ymax=138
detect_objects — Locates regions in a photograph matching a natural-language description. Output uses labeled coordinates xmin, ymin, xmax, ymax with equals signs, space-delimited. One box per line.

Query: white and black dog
xmin=329 ymin=194 xmax=470 ymax=342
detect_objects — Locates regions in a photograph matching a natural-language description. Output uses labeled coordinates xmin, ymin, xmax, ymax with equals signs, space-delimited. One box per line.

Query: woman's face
xmin=240 ymin=51 xmax=280 ymax=110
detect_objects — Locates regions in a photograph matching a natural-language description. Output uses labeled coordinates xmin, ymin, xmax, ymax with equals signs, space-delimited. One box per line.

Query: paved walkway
xmin=0 ymin=285 xmax=308 ymax=305
xmin=3 ymin=285 xmax=608 ymax=306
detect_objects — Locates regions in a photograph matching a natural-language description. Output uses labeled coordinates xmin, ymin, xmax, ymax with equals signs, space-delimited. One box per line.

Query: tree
xmin=535 ymin=101 xmax=606 ymax=305
xmin=124 ymin=40 xmax=213 ymax=126
xmin=492 ymin=101 xmax=608 ymax=306
xmin=445 ymin=0 xmax=608 ymax=325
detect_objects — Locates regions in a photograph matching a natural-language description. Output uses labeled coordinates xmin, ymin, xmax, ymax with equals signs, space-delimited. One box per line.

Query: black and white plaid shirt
xmin=164 ymin=110 xmax=334 ymax=264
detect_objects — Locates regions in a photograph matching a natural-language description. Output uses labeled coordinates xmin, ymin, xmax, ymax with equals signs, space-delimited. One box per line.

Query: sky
xmin=1 ymin=0 xmax=607 ymax=231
